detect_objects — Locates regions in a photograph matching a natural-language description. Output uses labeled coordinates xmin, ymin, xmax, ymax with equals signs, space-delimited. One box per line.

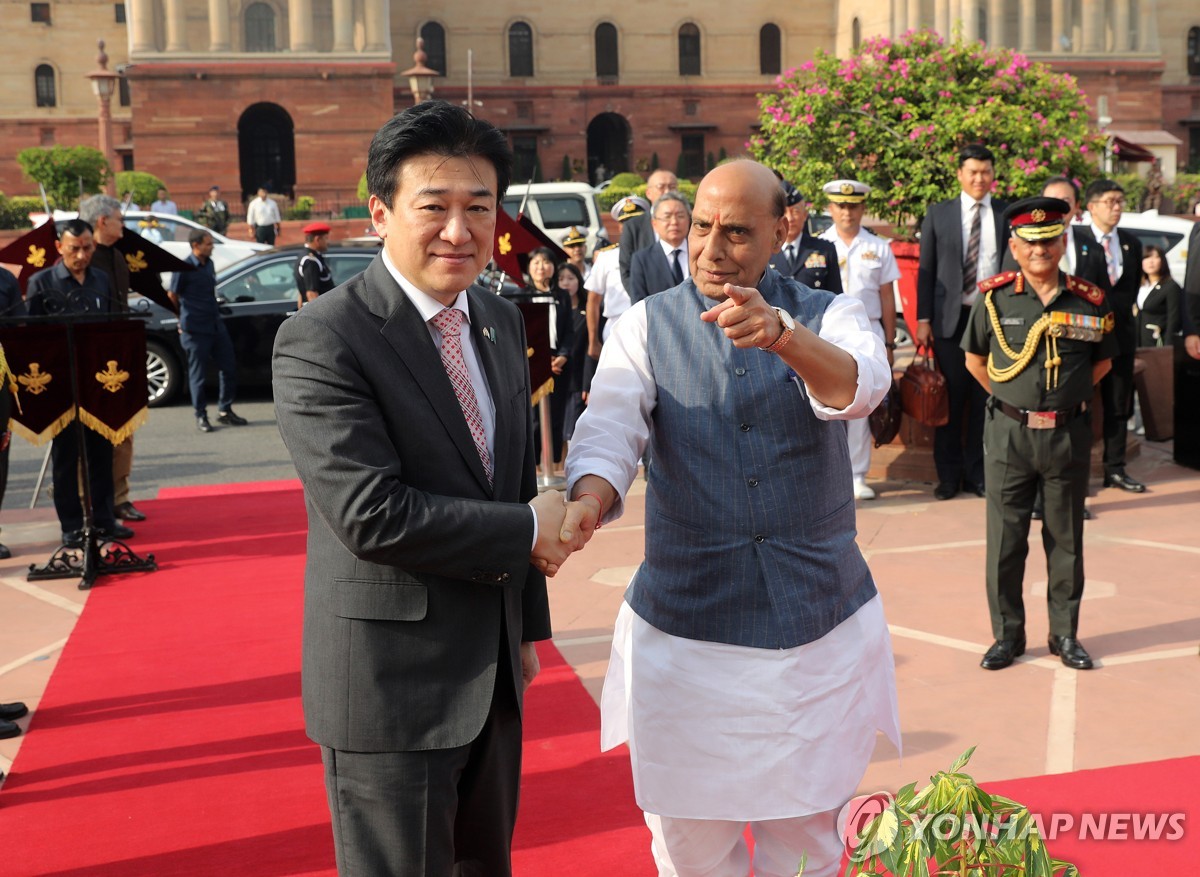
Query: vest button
xmin=815 ymin=281 xmax=822 ymax=287
xmin=753 ymin=534 xmax=765 ymax=544
xmin=740 ymin=423 xmax=751 ymax=432
xmin=735 ymin=367 xmax=747 ymax=376
xmin=748 ymin=478 xmax=759 ymax=487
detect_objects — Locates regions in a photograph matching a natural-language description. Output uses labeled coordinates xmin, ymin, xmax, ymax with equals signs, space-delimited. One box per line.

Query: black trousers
xmin=321 ymin=647 xmax=523 ymax=876
xmin=50 ymin=425 xmax=116 ymax=532
xmin=933 ymin=306 xmax=987 ymax=489
xmin=254 ymin=225 xmax=277 ymax=246
xmin=1100 ymin=350 xmax=1135 ymax=474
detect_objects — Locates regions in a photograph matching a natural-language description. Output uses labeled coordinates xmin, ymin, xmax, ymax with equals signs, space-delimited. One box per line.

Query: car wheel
xmin=146 ymin=339 xmax=182 ymax=408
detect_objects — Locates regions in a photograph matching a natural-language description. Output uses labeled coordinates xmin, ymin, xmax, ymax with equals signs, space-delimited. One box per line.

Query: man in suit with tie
xmin=619 ymin=169 xmax=679 ymax=293
xmin=1080 ymin=179 xmax=1145 ymax=493
xmin=629 ymin=191 xmax=691 ymax=303
xmin=272 ymin=101 xmax=587 ymax=877
xmin=916 ymin=144 xmax=1010 ymax=500
xmin=770 ymin=178 xmax=842 ymax=294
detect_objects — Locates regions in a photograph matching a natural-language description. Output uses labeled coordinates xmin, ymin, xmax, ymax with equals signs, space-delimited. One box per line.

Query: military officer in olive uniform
xmin=770 ymin=178 xmax=842 ymax=294
xmin=962 ymin=198 xmax=1118 ymax=672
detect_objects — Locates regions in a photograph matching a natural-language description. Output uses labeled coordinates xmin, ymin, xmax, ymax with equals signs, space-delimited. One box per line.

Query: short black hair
xmin=366 ymin=100 xmax=512 ymax=209
xmin=958 ymin=143 xmax=995 ymax=167
xmin=60 ymin=219 xmax=93 ymax=239
xmin=1042 ymin=175 xmax=1080 ymax=202
xmin=554 ymin=261 xmax=587 ymax=308
xmin=1085 ymin=178 xmax=1124 ymax=202
xmin=1142 ymin=244 xmax=1171 ymax=281
xmin=188 ymin=228 xmax=213 ymax=247
xmin=527 ymin=246 xmax=557 ymax=265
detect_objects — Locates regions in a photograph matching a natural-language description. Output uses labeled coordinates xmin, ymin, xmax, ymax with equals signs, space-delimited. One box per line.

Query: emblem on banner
xmin=498 ymin=233 xmax=513 ymax=256
xmin=27 ymin=245 xmax=46 ymax=268
xmin=96 ymin=360 xmax=129 ymax=393
xmin=125 ymin=250 xmax=149 ymax=272
xmin=19 ymin=363 xmax=52 ymax=395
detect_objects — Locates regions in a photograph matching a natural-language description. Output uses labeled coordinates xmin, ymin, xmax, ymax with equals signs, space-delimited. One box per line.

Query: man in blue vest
xmin=564 ymin=160 xmax=900 ymax=877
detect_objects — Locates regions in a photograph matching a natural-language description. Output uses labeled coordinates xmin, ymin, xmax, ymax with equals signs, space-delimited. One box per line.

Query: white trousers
xmin=847 ymin=320 xmax=884 ymax=482
xmin=645 ymin=809 xmax=844 ymax=877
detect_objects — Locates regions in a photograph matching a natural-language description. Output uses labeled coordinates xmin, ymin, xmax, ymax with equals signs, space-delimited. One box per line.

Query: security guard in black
xmin=295 ymin=221 xmax=335 ymax=307
xmin=962 ymin=197 xmax=1117 ymax=673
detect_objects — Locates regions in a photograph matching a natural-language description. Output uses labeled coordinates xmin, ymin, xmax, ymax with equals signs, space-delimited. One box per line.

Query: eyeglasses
xmin=1091 ymin=197 xmax=1125 ymax=208
xmin=653 ymin=211 xmax=689 ymax=223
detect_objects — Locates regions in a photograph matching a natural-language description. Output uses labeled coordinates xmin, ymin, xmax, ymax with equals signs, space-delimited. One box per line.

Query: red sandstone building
xmin=2 ymin=0 xmax=1198 ymax=211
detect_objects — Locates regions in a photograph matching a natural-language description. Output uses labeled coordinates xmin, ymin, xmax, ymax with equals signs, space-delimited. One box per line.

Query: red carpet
xmin=1 ymin=480 xmax=1190 ymax=876
xmin=0 ymin=480 xmax=648 ymax=877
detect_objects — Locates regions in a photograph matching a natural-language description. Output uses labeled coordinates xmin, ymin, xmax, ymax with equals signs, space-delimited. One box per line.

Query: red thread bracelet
xmin=575 ymin=492 xmax=605 ymax=529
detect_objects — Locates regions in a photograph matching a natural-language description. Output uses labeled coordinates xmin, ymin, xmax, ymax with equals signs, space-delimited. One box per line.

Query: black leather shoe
xmin=981 ymin=638 xmax=1026 ymax=670
xmin=96 ymin=523 xmax=135 ymax=541
xmin=0 ymin=702 xmax=28 ymax=721
xmin=217 ymin=409 xmax=248 ymax=426
xmin=964 ymin=482 xmax=986 ymax=498
xmin=1103 ymin=471 xmax=1145 ymax=493
xmin=0 ymin=719 xmax=20 ymax=739
xmin=197 ymin=415 xmax=213 ymax=433
xmin=0 ymin=543 xmax=10 ymax=559
xmin=934 ymin=482 xmax=959 ymax=501
xmin=1083 ymin=506 xmax=1093 ymax=521
xmin=62 ymin=530 xmax=84 ymax=547
xmin=115 ymin=502 xmax=147 ymax=522
xmin=1048 ymin=635 xmax=1094 ymax=669
xmin=1030 ymin=506 xmax=1044 ymax=521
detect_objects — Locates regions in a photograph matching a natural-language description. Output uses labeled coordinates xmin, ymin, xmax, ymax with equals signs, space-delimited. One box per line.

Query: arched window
xmin=509 ymin=22 xmax=533 ymax=77
xmin=35 ymin=64 xmax=56 ymax=108
xmin=1188 ymin=26 xmax=1200 ymax=77
xmin=595 ymin=23 xmax=618 ymax=80
xmin=759 ymin=24 xmax=781 ymax=75
xmin=678 ymin=23 xmax=701 ymax=76
xmin=421 ymin=22 xmax=446 ymax=75
xmin=245 ymin=3 xmax=276 ymax=53
xmin=852 ymin=17 xmax=862 ymax=51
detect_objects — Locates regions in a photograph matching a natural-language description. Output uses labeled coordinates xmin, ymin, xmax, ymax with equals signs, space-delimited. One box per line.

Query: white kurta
xmin=566 ymin=292 xmax=902 ymax=821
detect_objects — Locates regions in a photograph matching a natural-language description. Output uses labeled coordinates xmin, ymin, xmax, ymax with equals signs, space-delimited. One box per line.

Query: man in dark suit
xmin=1185 ymin=221 xmax=1200 ymax=359
xmin=769 ymin=179 xmax=842 ymax=294
xmin=619 ymin=169 xmax=678 ymax=293
xmin=272 ymin=101 xmax=587 ymax=877
xmin=1080 ymin=179 xmax=1144 ymax=492
xmin=629 ymin=192 xmax=691 ymax=303
xmin=916 ymin=144 xmax=1010 ymax=500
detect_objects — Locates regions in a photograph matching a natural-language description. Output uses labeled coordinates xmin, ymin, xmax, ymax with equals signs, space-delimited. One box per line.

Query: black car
xmin=136 ymin=241 xmax=381 ymax=407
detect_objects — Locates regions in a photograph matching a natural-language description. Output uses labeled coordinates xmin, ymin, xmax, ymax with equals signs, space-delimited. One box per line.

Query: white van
xmin=501 ymin=182 xmax=604 ymax=255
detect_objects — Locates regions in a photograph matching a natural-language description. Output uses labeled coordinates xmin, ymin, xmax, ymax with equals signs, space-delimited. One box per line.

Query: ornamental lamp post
xmin=86 ymin=40 xmax=121 ymax=196
xmin=400 ymin=37 xmax=440 ymax=105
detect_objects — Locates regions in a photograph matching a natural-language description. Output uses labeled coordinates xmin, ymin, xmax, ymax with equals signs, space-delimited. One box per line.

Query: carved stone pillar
xmin=128 ymin=0 xmax=156 ymax=53
xmin=1137 ymin=0 xmax=1160 ymax=51
xmin=289 ymin=0 xmax=315 ymax=52
xmin=1081 ymin=0 xmax=1103 ymax=52
xmin=935 ymin=0 xmax=951 ymax=39
xmin=1019 ymin=0 xmax=1037 ymax=50
xmin=907 ymin=0 xmax=922 ymax=33
xmin=987 ymin=0 xmax=1005 ymax=46
xmin=1112 ymin=0 xmax=1131 ymax=52
xmin=1051 ymin=0 xmax=1069 ymax=53
xmin=208 ymin=0 xmax=231 ymax=52
xmin=332 ymin=0 xmax=354 ymax=52
xmin=962 ymin=0 xmax=980 ymax=41
xmin=165 ymin=0 xmax=187 ymax=52
xmin=364 ymin=0 xmax=389 ymax=53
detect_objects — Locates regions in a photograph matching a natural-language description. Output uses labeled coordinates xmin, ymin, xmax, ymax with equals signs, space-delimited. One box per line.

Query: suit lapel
xmin=368 ymin=259 xmax=495 ymax=495
xmin=467 ymin=289 xmax=510 ymax=497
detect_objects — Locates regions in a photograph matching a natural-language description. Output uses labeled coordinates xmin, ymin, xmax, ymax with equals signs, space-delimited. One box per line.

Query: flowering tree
xmin=751 ymin=30 xmax=1104 ymax=230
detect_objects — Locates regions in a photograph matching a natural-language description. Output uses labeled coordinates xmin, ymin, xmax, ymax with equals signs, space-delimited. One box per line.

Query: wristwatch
xmin=761 ymin=307 xmax=795 ymax=354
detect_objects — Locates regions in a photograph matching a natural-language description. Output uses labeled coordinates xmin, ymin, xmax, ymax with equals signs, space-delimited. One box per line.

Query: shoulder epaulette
xmin=595 ymin=243 xmax=618 ymax=253
xmin=978 ymin=271 xmax=1019 ymax=293
xmin=1066 ymin=274 xmax=1106 ymax=306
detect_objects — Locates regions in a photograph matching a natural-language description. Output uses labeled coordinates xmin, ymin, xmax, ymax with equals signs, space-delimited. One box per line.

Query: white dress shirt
xmin=657 ymin=238 xmax=690 ymax=280
xmin=149 ymin=199 xmax=178 ymax=215
xmin=1090 ymin=222 xmax=1122 ymax=280
xmin=959 ymin=191 xmax=998 ymax=305
xmin=247 ymin=196 xmax=282 ymax=227
xmin=818 ymin=227 xmax=901 ymax=322
xmin=584 ymin=247 xmax=631 ymax=339
xmin=565 ymin=294 xmax=900 ymax=820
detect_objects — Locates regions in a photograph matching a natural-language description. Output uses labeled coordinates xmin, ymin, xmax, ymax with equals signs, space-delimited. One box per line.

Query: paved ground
xmin=2 ymin=398 xmax=1198 ymax=802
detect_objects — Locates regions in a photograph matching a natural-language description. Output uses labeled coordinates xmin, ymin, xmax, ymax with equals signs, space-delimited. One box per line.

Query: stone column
xmin=208 ymin=0 xmax=230 ymax=52
xmin=165 ymin=0 xmax=187 ymax=52
xmin=907 ymin=0 xmax=921 ymax=33
xmin=128 ymin=0 xmax=156 ymax=53
xmin=1081 ymin=0 xmax=1103 ymax=52
xmin=364 ymin=0 xmax=389 ymax=53
xmin=1112 ymin=0 xmax=1131 ymax=52
xmin=987 ymin=0 xmax=1005 ymax=46
xmin=962 ymin=0 xmax=980 ymax=41
xmin=1137 ymin=0 xmax=1160 ymax=51
xmin=289 ymin=0 xmax=315 ymax=52
xmin=1019 ymin=0 xmax=1037 ymax=50
xmin=1051 ymin=0 xmax=1068 ymax=53
xmin=332 ymin=0 xmax=354 ymax=52
xmin=935 ymin=0 xmax=950 ymax=39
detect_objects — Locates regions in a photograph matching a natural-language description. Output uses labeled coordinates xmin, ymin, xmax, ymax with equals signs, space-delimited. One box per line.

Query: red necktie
xmin=430 ymin=308 xmax=493 ymax=485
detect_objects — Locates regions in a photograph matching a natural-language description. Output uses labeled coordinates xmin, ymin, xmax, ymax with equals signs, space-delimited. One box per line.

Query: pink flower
xmin=893 ymin=97 xmax=907 ymax=105
xmin=901 ymin=112 xmax=913 ymax=121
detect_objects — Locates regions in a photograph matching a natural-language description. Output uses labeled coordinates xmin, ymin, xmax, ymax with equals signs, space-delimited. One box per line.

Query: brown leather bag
xmin=869 ymin=376 xmax=903 ymax=447
xmin=899 ymin=347 xmax=949 ymax=427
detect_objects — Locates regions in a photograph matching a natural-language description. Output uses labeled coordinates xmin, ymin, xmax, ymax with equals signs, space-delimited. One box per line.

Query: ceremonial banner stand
xmin=0 ymin=304 xmax=157 ymax=590
xmin=511 ymin=297 xmax=564 ymax=490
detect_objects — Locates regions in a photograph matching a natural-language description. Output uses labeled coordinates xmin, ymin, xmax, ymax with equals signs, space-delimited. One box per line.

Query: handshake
xmin=528 ymin=489 xmax=602 ymax=577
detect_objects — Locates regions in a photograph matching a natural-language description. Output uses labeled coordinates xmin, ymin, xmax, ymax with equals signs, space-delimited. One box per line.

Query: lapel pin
xmin=483 ymin=327 xmax=496 ymax=343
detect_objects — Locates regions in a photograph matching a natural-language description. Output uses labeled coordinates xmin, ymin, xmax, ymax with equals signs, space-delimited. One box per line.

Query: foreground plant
xmin=800 ymin=747 xmax=1080 ymax=877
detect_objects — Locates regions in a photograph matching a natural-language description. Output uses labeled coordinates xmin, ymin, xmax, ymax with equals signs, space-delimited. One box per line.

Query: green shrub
xmin=1165 ymin=173 xmax=1200 ymax=213
xmin=356 ymin=171 xmax=368 ymax=202
xmin=285 ymin=195 xmax=315 ymax=220
xmin=610 ymin=172 xmax=645 ymax=189
xmin=561 ymin=155 xmax=573 ymax=181
xmin=17 ymin=145 xmax=110 ymax=209
xmin=0 ymin=195 xmax=49 ymax=230
xmin=1111 ymin=173 xmax=1146 ymax=212
xmin=597 ymin=180 xmax=698 ymax=212
xmin=114 ymin=170 xmax=165 ymax=207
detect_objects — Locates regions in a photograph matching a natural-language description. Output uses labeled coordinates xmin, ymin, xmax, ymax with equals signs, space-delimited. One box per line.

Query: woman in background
xmin=1137 ymin=245 xmax=1182 ymax=347
xmin=555 ymin=262 xmax=589 ymax=456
